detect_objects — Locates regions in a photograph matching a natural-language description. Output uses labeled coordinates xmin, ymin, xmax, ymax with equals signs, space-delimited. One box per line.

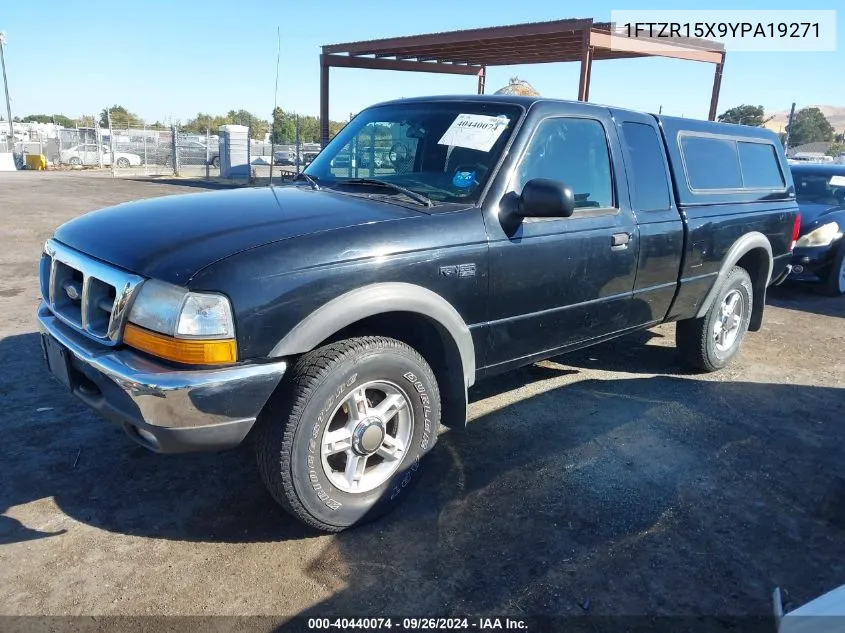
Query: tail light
xmin=790 ymin=213 xmax=801 ymax=250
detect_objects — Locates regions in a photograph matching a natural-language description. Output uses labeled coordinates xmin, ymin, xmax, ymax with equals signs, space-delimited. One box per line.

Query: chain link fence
xmin=4 ymin=114 xmax=333 ymax=179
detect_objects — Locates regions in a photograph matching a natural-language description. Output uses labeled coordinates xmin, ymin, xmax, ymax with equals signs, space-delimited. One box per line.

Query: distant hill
xmin=763 ymin=105 xmax=845 ymax=133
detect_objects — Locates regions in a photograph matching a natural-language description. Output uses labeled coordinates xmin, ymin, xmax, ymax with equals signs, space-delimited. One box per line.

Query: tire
xmin=676 ymin=266 xmax=753 ymax=372
xmin=211 ymin=156 xmax=220 ymax=168
xmin=163 ymin=155 xmax=172 ymax=168
xmin=823 ymin=244 xmax=845 ymax=296
xmin=68 ymin=157 xmax=81 ymax=166
xmin=116 ymin=157 xmax=130 ymax=168
xmin=255 ymin=336 xmax=440 ymax=532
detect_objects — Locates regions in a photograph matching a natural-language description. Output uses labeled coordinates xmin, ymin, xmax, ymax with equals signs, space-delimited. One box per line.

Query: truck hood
xmin=54 ymin=186 xmax=422 ymax=284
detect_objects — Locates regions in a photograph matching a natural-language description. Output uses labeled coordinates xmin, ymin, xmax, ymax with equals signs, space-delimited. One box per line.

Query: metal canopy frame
xmin=319 ymin=18 xmax=726 ymax=146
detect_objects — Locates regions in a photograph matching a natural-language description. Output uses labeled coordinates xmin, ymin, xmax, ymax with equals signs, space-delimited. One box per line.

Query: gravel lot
xmin=0 ymin=171 xmax=843 ymax=623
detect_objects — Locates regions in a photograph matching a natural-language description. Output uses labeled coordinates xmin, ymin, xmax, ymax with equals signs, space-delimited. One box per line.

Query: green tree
xmin=717 ymin=104 xmax=772 ymax=127
xmin=187 ymin=109 xmax=269 ymax=139
xmin=298 ymin=115 xmax=320 ymax=143
xmin=825 ymin=141 xmax=845 ymax=157
xmin=21 ymin=114 xmax=76 ymax=127
xmin=22 ymin=114 xmax=52 ymax=123
xmin=77 ymin=115 xmax=95 ymax=127
xmin=271 ymin=108 xmax=297 ymax=144
xmin=787 ymin=107 xmax=834 ymax=146
xmin=182 ymin=112 xmax=215 ymax=134
xmin=329 ymin=119 xmax=346 ymax=138
xmin=248 ymin=117 xmax=269 ymax=141
xmin=100 ymin=105 xmax=143 ymax=128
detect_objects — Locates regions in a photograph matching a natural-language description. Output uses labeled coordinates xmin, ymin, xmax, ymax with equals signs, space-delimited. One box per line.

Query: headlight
xmin=124 ymin=279 xmax=236 ymax=364
xmin=795 ymin=222 xmax=842 ymax=248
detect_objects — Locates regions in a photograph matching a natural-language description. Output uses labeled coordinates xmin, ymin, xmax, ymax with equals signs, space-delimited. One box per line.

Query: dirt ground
xmin=0 ymin=171 xmax=843 ymax=623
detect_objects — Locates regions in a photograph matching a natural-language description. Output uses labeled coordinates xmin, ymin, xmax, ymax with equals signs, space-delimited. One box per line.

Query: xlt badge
xmin=439 ymin=263 xmax=476 ymax=278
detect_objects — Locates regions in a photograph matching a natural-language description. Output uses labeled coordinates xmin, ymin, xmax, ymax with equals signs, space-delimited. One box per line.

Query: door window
xmin=513 ymin=117 xmax=614 ymax=210
xmin=619 ymin=122 xmax=672 ymax=211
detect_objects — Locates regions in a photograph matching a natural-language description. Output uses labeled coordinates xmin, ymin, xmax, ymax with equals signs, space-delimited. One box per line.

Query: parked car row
xmin=272 ymin=149 xmax=317 ymax=167
xmin=59 ymin=144 xmax=142 ymax=168
xmin=59 ymin=141 xmax=220 ymax=168
xmin=140 ymin=140 xmax=220 ymax=168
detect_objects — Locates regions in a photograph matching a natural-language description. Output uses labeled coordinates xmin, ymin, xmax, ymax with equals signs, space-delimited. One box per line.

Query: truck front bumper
xmin=37 ymin=305 xmax=287 ymax=454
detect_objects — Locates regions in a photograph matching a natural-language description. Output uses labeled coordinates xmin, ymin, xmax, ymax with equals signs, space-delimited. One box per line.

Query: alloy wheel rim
xmin=714 ymin=289 xmax=744 ymax=352
xmin=320 ymin=380 xmax=413 ymax=494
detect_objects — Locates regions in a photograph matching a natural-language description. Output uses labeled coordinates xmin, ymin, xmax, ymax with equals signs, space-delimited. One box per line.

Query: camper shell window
xmin=679 ymin=133 xmax=785 ymax=193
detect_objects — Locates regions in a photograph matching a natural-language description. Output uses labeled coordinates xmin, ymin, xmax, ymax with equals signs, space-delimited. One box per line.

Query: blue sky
xmin=1 ymin=0 xmax=842 ymax=124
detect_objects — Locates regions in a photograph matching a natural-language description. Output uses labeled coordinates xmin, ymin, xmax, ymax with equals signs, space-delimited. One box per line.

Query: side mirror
xmin=518 ymin=178 xmax=575 ymax=218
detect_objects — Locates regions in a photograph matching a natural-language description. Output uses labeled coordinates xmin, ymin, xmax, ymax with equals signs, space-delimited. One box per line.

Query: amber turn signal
xmin=123 ymin=323 xmax=237 ymax=365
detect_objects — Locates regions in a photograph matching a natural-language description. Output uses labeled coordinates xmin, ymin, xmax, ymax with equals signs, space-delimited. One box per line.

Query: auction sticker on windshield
xmin=438 ymin=114 xmax=510 ymax=152
xmin=829 ymin=175 xmax=845 ymax=187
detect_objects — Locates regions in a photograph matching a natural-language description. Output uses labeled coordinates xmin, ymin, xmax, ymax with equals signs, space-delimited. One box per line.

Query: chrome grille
xmin=40 ymin=239 xmax=145 ymax=345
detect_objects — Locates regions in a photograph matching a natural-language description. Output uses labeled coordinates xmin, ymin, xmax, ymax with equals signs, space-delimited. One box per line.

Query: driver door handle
xmin=611 ymin=232 xmax=631 ymax=249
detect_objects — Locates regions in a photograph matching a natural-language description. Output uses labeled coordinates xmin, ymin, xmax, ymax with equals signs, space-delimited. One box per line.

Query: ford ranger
xmin=37 ymin=96 xmax=799 ymax=531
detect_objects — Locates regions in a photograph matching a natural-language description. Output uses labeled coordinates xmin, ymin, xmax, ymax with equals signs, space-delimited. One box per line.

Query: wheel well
xmin=318 ymin=312 xmax=468 ymax=430
xmin=735 ymin=247 xmax=770 ymax=332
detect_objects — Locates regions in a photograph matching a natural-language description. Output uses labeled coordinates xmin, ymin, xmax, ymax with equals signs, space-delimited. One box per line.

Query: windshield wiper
xmin=293 ymin=172 xmax=320 ymax=190
xmin=343 ymin=178 xmax=432 ymax=208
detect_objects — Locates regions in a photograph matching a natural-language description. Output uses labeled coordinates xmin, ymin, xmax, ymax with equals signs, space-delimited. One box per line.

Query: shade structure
xmin=319 ymin=18 xmax=726 ymax=145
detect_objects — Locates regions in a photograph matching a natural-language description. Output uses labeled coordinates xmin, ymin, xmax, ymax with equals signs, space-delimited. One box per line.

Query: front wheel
xmin=116 ymin=157 xmax=130 ymax=168
xmin=676 ymin=266 xmax=753 ymax=372
xmin=255 ymin=336 xmax=440 ymax=532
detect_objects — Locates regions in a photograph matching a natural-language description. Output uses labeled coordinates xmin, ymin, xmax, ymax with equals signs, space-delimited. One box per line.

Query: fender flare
xmin=695 ymin=231 xmax=773 ymax=320
xmin=269 ymin=282 xmax=476 ymax=388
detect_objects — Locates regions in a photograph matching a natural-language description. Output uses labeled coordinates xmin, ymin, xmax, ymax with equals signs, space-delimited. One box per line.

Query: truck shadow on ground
xmin=551 ymin=329 xmax=685 ymax=376
xmin=2 ymin=330 xmax=845 ymax=614
xmin=767 ymin=284 xmax=845 ymax=319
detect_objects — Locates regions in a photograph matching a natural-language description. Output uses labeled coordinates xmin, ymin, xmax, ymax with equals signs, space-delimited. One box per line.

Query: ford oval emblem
xmin=65 ymin=285 xmax=80 ymax=300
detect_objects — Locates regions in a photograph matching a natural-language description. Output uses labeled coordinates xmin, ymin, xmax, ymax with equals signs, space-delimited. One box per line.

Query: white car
xmin=60 ymin=144 xmax=142 ymax=168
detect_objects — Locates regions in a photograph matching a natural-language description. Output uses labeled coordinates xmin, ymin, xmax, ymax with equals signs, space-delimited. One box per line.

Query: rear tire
xmin=676 ymin=266 xmax=753 ymax=372
xmin=116 ymin=157 xmax=130 ymax=168
xmin=255 ymin=336 xmax=440 ymax=532
xmin=822 ymin=244 xmax=845 ymax=296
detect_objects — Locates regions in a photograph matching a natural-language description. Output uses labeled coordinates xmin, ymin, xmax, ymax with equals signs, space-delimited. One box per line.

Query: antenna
xmin=269 ymin=26 xmax=281 ymax=186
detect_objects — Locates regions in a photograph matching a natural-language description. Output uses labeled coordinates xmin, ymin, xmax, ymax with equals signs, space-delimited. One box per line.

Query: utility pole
xmin=783 ymin=102 xmax=797 ymax=153
xmin=0 ymin=32 xmax=14 ymax=148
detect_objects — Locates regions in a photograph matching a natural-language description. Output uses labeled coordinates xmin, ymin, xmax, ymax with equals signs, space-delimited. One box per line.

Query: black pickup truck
xmin=37 ymin=96 xmax=799 ymax=531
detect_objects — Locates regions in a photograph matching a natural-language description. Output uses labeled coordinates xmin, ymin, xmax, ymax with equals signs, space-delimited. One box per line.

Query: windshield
xmin=305 ymin=102 xmax=523 ymax=204
xmin=794 ymin=170 xmax=845 ymax=205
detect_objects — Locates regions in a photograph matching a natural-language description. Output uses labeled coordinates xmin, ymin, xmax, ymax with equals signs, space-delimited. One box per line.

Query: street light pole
xmin=0 ymin=32 xmax=13 ymax=147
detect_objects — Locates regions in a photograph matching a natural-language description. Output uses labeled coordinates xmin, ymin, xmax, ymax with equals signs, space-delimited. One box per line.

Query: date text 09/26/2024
xmin=307 ymin=618 xmax=528 ymax=630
